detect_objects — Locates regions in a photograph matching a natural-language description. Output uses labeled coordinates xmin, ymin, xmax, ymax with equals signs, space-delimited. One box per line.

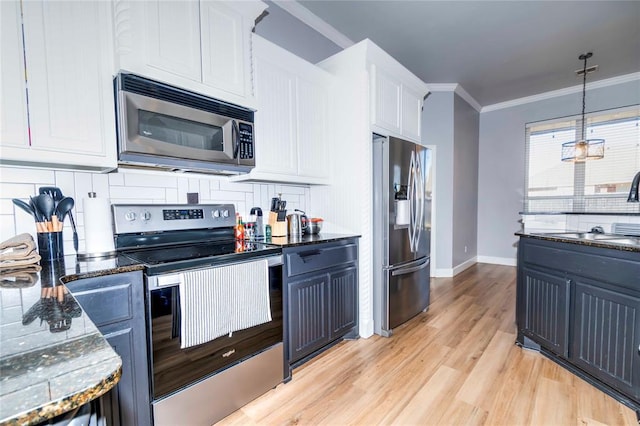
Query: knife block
xmin=268 ymin=212 xmax=287 ymax=237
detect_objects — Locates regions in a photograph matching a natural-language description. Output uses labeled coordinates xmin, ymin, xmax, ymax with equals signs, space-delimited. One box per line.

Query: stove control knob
xmin=141 ymin=211 xmax=151 ymax=221
xmin=222 ymin=209 xmax=229 ymax=218
xmin=124 ymin=211 xmax=137 ymax=222
xmin=212 ymin=210 xmax=220 ymax=218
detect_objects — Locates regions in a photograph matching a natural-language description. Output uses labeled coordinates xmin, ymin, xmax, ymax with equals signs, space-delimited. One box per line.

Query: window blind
xmin=524 ymin=106 xmax=640 ymax=213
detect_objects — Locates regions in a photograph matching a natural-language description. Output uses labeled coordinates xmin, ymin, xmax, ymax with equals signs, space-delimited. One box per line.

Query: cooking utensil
xmin=55 ymin=197 xmax=75 ymax=222
xmin=12 ymin=199 xmax=36 ymax=219
xmin=39 ymin=187 xmax=78 ymax=252
xmin=34 ymin=194 xmax=55 ymax=221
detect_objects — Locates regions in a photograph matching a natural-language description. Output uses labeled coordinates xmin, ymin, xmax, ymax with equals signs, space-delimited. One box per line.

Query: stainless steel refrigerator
xmin=372 ymin=134 xmax=432 ymax=337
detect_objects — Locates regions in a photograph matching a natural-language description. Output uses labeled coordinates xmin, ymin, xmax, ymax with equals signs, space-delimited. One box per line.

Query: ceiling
xmin=295 ymin=1 xmax=640 ymax=107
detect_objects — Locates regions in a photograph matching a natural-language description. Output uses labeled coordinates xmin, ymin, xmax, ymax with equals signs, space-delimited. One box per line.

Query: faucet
xmin=628 ymin=170 xmax=640 ymax=202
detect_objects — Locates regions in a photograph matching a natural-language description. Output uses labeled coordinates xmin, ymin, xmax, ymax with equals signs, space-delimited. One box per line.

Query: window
xmin=524 ymin=106 xmax=640 ymax=213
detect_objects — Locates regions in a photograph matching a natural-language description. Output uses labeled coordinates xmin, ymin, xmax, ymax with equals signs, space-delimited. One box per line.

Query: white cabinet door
xmin=296 ymin=73 xmax=330 ymax=180
xmin=0 ymin=0 xmax=29 ymax=149
xmin=253 ymin=53 xmax=298 ymax=176
xmin=372 ymin=65 xmax=401 ymax=134
xmin=144 ymin=1 xmax=202 ymax=81
xmin=401 ymin=86 xmax=423 ymax=142
xmin=201 ymin=1 xmax=246 ymax=97
xmin=5 ymin=0 xmax=117 ymax=170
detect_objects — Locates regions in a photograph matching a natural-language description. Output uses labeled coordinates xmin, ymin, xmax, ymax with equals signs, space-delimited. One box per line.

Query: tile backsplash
xmin=0 ymin=166 xmax=310 ymax=254
xmin=522 ymin=213 xmax=640 ymax=233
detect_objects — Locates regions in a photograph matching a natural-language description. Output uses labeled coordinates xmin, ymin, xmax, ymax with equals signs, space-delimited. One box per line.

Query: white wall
xmin=0 ymin=166 xmax=309 ymax=255
xmin=477 ymin=79 xmax=640 ymax=264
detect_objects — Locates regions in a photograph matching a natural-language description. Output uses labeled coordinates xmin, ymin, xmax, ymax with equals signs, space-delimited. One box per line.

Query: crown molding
xmin=481 ymin=72 xmax=640 ymax=113
xmin=272 ymin=1 xmax=354 ymax=49
xmin=425 ymin=83 xmax=482 ymax=112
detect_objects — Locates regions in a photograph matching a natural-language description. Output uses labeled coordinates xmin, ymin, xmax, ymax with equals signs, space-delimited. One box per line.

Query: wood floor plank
xmin=216 ymin=264 xmax=637 ymax=425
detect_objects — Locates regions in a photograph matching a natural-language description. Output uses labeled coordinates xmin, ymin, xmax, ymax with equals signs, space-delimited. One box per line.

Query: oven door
xmin=147 ymin=257 xmax=283 ymax=400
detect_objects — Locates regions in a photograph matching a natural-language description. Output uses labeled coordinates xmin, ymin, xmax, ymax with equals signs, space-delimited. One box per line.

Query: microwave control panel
xmin=238 ymin=123 xmax=254 ymax=159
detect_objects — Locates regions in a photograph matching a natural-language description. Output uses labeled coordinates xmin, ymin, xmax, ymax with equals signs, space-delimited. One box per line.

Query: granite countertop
xmin=265 ymin=233 xmax=361 ymax=247
xmin=0 ymin=255 xmax=143 ymax=426
xmin=516 ymin=231 xmax=640 ymax=252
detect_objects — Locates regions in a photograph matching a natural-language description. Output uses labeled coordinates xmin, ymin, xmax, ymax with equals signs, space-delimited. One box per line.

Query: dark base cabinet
xmin=65 ymin=271 xmax=152 ymax=426
xmin=284 ymin=239 xmax=359 ymax=372
xmin=516 ymin=237 xmax=640 ymax=414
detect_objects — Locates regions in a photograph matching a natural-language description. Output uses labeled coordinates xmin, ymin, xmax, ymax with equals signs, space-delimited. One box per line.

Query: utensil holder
xmin=37 ymin=232 xmax=64 ymax=261
xmin=268 ymin=212 xmax=288 ymax=237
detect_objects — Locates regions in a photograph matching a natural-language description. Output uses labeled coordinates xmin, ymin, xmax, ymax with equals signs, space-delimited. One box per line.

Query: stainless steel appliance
xmin=113 ymin=204 xmax=283 ymax=425
xmin=372 ymin=134 xmax=432 ymax=337
xmin=114 ymin=72 xmax=255 ymax=174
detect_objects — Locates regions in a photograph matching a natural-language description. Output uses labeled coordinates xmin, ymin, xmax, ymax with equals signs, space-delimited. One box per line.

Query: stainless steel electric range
xmin=112 ymin=203 xmax=284 ymax=426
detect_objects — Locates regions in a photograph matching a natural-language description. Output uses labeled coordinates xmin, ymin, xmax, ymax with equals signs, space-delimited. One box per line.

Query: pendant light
xmin=561 ymin=52 xmax=605 ymax=162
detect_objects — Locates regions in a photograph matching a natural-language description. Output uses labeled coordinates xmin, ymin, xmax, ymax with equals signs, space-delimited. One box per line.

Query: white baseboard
xmin=477 ymin=256 xmax=517 ymax=266
xmin=359 ymin=319 xmax=374 ymax=339
xmin=433 ymin=256 xmax=477 ymax=277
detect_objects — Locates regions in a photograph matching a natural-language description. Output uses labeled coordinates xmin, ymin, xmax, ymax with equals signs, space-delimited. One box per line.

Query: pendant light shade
xmin=561 ymin=52 xmax=605 ymax=162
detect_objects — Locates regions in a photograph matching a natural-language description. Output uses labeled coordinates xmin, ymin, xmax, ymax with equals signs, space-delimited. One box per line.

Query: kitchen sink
xmin=541 ymin=232 xmax=640 ymax=246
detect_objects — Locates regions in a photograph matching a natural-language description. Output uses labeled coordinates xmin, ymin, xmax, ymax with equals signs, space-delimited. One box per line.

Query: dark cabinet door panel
xmin=572 ymin=281 xmax=640 ymax=400
xmin=288 ymin=274 xmax=329 ymax=362
xmin=329 ymin=267 xmax=358 ymax=339
xmin=521 ymin=267 xmax=569 ymax=357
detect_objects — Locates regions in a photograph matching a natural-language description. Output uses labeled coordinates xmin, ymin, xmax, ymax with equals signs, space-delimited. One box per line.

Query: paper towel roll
xmin=82 ymin=193 xmax=116 ymax=257
xmin=395 ymin=199 xmax=410 ymax=226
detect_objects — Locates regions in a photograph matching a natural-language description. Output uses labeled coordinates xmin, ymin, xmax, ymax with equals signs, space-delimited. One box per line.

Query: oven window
xmin=149 ymin=265 xmax=283 ymax=399
xmin=138 ymin=110 xmax=224 ymax=151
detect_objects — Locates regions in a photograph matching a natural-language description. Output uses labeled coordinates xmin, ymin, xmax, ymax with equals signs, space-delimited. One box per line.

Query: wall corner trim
xmin=272 ymin=1 xmax=355 ymax=49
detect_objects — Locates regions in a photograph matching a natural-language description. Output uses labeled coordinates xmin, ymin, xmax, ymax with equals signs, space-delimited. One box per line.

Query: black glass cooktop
xmin=121 ymin=240 xmax=281 ymax=275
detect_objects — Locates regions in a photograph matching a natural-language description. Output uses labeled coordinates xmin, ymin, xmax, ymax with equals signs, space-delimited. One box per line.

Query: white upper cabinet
xmin=114 ymin=0 xmax=266 ymax=108
xmin=231 ymin=35 xmax=331 ymax=185
xmin=1 ymin=0 xmax=29 ymax=149
xmin=1 ymin=0 xmax=117 ymax=171
xmin=368 ymin=51 xmax=427 ymax=143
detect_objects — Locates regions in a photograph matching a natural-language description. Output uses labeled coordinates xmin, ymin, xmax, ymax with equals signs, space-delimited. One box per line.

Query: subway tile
xmin=0 ymin=216 xmax=17 ymax=242
xmin=165 ymin=188 xmax=179 ymax=204
xmin=54 ymin=171 xmax=76 ymax=198
xmin=280 ymin=184 xmax=308 ymax=195
xmin=0 ymin=167 xmax=55 ymax=184
xmin=73 ymin=173 xmax=94 ymax=212
xmin=1 ymin=183 xmax=37 ymax=198
xmin=209 ymin=191 xmax=246 ymax=202
xmin=188 ymin=178 xmax=199 ymax=193
xmin=109 ymin=186 xmax=166 ymax=200
xmin=124 ymin=172 xmax=178 ymax=188
xmin=0 ymin=200 xmax=14 ymax=216
xmin=108 ymin=172 xmax=125 ymax=186
xmin=91 ymin=174 xmax=110 ymax=198
xmin=219 ymin=180 xmax=254 ymax=193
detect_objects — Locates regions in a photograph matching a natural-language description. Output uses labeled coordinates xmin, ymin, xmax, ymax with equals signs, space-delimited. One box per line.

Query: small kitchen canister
xmin=78 ymin=192 xmax=116 ymax=259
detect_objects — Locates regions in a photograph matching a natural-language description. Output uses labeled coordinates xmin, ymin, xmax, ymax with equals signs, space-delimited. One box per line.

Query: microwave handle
xmin=232 ymin=120 xmax=240 ymax=159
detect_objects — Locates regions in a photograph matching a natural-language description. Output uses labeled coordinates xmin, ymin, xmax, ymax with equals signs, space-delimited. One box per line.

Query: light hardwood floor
xmin=218 ymin=264 xmax=637 ymax=425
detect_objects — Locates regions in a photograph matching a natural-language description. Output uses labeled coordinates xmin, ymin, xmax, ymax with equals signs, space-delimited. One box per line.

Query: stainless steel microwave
xmin=114 ymin=72 xmax=255 ymax=174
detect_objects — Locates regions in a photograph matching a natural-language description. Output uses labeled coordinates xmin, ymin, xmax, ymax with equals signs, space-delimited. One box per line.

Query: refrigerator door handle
xmin=391 ymin=258 xmax=430 ymax=276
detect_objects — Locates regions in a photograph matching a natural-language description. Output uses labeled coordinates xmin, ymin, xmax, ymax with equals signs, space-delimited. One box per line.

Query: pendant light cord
xmin=579 ymin=52 xmax=592 ymax=141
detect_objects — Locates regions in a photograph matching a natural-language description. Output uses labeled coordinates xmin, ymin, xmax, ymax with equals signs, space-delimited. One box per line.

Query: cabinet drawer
xmin=286 ymin=242 xmax=357 ymax=277
xmin=521 ymin=239 xmax=640 ymax=292
xmin=65 ymin=272 xmax=140 ymax=326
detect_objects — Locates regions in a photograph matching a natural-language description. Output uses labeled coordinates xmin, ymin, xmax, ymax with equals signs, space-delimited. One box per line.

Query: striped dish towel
xmin=179 ymin=259 xmax=271 ymax=349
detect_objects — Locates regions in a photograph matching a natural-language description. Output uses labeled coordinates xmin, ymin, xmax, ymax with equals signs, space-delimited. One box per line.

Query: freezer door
xmin=387 ymin=257 xmax=431 ymax=330
xmin=387 ymin=137 xmax=431 ymax=266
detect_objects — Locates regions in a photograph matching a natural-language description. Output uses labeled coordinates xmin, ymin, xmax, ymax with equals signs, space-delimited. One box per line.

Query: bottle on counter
xmin=235 ymin=214 xmax=245 ymax=240
xmin=265 ymin=224 xmax=272 ymax=242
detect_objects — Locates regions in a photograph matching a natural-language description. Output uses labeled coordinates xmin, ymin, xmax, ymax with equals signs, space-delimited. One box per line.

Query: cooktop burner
xmin=121 ymin=240 xmax=281 ymax=275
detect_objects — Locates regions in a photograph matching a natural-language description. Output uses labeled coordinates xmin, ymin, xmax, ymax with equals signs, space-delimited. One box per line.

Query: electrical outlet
xmin=464 ymin=245 xmax=468 ymax=253
xmin=187 ymin=192 xmax=199 ymax=204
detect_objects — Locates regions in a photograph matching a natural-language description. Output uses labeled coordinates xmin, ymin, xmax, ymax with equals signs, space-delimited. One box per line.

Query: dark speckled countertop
xmin=0 ymin=254 xmax=143 ymax=426
xmin=266 ymin=233 xmax=360 ymax=247
xmin=516 ymin=231 xmax=640 ymax=252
